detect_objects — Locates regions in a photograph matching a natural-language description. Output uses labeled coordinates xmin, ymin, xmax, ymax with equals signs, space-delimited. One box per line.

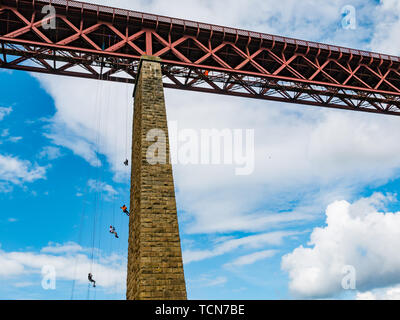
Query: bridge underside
xmin=1 ymin=0 xmax=400 ymax=115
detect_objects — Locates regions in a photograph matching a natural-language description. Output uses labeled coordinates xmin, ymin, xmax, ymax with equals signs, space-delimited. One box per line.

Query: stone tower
xmin=126 ymin=56 xmax=187 ymax=300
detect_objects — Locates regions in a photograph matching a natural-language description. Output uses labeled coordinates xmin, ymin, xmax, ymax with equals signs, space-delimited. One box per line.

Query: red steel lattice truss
xmin=1 ymin=0 xmax=400 ymax=115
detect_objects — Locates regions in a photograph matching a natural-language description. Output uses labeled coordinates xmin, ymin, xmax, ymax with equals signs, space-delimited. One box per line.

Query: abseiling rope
xmin=71 ymin=75 xmax=103 ymax=300
xmin=87 ymin=75 xmax=106 ymax=300
xmin=70 ymin=178 xmax=89 ymax=300
xmin=94 ymin=75 xmax=114 ymax=300
xmin=125 ymin=81 xmax=129 ymax=161
xmin=123 ymin=82 xmax=132 ymax=278
xmin=72 ymin=75 xmax=132 ymax=299
xmin=118 ymin=82 xmax=132 ymax=269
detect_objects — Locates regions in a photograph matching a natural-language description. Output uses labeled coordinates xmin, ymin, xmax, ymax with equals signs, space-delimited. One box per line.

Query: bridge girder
xmin=1 ymin=0 xmax=400 ymax=115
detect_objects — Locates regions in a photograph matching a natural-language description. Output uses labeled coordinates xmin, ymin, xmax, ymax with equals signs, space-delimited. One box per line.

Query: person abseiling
xmin=121 ymin=205 xmax=130 ymax=216
xmin=109 ymin=225 xmax=119 ymax=238
xmin=88 ymin=273 xmax=96 ymax=288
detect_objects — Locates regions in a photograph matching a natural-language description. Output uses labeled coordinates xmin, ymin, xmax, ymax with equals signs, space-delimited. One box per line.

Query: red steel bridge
xmin=1 ymin=0 xmax=400 ymax=115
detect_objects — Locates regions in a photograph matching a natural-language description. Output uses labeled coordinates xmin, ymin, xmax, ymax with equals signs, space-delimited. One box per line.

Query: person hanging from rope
xmin=109 ymin=225 xmax=119 ymax=238
xmin=88 ymin=273 xmax=96 ymax=288
xmin=120 ymin=205 xmax=130 ymax=216
xmin=121 ymin=204 xmax=130 ymax=216
xmin=124 ymin=159 xmax=129 ymax=166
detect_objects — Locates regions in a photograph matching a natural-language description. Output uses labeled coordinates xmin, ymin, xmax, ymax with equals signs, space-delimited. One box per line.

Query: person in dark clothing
xmin=88 ymin=273 xmax=96 ymax=288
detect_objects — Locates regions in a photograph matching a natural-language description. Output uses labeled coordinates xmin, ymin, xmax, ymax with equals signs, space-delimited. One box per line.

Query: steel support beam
xmin=0 ymin=0 xmax=400 ymax=115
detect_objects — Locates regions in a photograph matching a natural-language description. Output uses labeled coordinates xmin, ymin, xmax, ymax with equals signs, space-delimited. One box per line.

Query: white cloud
xmin=357 ymin=285 xmax=400 ymax=300
xmin=37 ymin=75 xmax=132 ymax=177
xmin=0 ymin=107 xmax=12 ymax=121
xmin=225 ymin=250 xmax=278 ymax=268
xmin=183 ymin=231 xmax=296 ymax=264
xmin=13 ymin=282 xmax=35 ymax=288
xmin=281 ymin=193 xmax=400 ymax=299
xmin=7 ymin=218 xmax=18 ymax=223
xmin=0 ymin=129 xmax=22 ymax=143
xmin=188 ymin=274 xmax=227 ymax=288
xmin=0 ymin=254 xmax=25 ymax=276
xmin=370 ymin=0 xmax=400 ymax=55
xmin=0 ymin=154 xmax=47 ymax=190
xmin=7 ymin=136 xmax=22 ymax=143
xmin=87 ymin=179 xmax=118 ymax=201
xmin=171 ymin=94 xmax=400 ymax=234
xmin=0 ymin=242 xmax=126 ymax=290
xmin=41 ymin=242 xmax=84 ymax=254
xmin=38 ymin=146 xmax=63 ymax=160
xmin=44 ymin=122 xmax=101 ymax=168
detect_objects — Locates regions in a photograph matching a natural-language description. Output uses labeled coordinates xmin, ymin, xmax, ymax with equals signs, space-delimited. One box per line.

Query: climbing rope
xmin=70 ymin=180 xmax=89 ymax=300
xmin=87 ymin=70 xmax=107 ymax=300
xmin=71 ymin=71 xmax=132 ymax=300
xmin=125 ymin=82 xmax=129 ymax=162
xmin=70 ymin=72 xmax=103 ymax=300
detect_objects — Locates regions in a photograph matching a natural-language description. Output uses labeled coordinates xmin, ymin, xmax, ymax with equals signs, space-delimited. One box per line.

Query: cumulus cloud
xmin=170 ymin=94 xmax=400 ymax=234
xmin=0 ymin=253 xmax=25 ymax=277
xmin=281 ymin=193 xmax=400 ymax=299
xmin=357 ymin=285 xmax=400 ymax=300
xmin=0 ymin=242 xmax=126 ymax=290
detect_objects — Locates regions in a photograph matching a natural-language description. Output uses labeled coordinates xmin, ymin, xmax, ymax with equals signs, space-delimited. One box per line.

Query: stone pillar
xmin=126 ymin=56 xmax=187 ymax=300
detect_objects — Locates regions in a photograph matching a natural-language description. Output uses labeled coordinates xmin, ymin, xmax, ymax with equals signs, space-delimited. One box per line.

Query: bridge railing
xmin=32 ymin=0 xmax=399 ymax=63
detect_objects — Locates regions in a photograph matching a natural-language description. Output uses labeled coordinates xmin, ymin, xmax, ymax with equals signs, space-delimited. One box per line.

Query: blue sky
xmin=1 ymin=0 xmax=400 ymax=300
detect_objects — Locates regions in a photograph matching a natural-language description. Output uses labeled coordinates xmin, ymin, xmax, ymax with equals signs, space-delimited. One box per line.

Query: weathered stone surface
xmin=126 ymin=58 xmax=187 ymax=300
